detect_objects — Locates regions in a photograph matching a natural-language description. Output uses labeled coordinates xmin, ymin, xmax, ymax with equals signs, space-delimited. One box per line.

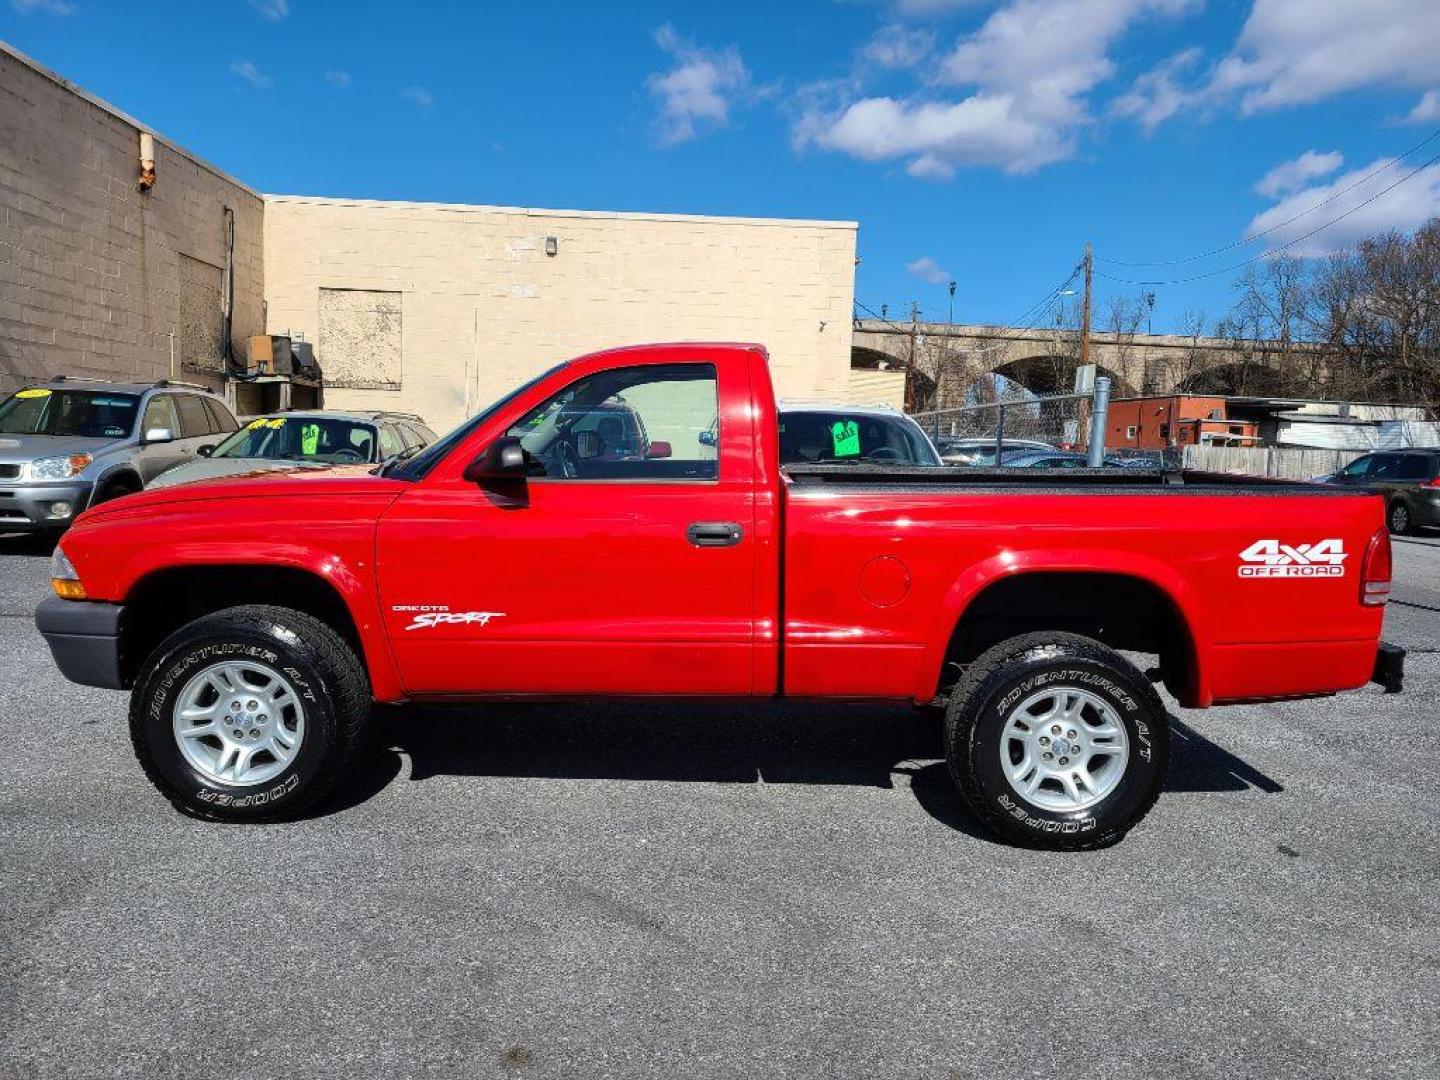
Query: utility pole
xmin=1080 ymin=241 xmax=1093 ymax=371
xmin=948 ymin=281 xmax=956 ymax=324
xmin=905 ymin=301 xmax=919 ymax=413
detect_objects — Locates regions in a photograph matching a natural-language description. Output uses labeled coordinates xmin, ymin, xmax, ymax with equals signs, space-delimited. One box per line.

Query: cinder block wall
xmin=0 ymin=44 xmax=263 ymax=394
xmin=263 ymin=195 xmax=857 ymax=433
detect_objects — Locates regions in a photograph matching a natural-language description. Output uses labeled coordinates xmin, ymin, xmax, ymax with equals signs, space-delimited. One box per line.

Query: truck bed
xmin=783 ymin=463 xmax=1361 ymax=494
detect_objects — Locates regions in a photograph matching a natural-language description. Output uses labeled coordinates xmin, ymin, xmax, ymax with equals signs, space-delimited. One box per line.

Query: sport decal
xmin=392 ymin=604 xmax=506 ymax=631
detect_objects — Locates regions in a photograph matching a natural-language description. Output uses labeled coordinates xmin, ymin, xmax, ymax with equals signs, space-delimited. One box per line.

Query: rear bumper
xmin=1372 ymin=641 xmax=1405 ymax=694
xmin=35 ymin=596 xmax=124 ymax=690
xmin=0 ymin=481 xmax=93 ymax=529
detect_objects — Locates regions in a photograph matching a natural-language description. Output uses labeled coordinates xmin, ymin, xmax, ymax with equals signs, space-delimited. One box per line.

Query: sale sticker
xmin=831 ymin=419 xmax=861 ymax=458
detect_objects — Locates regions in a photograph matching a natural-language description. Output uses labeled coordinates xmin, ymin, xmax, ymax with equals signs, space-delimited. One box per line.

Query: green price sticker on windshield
xmin=831 ymin=419 xmax=861 ymax=458
xmin=301 ymin=423 xmax=320 ymax=456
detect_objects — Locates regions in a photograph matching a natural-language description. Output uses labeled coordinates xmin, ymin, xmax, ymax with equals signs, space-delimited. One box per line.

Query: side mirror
xmin=144 ymin=427 xmax=174 ymax=445
xmin=197 ymin=444 xmax=215 ymax=458
xmin=462 ymin=436 xmax=526 ymax=484
xmin=646 ymin=441 xmax=672 ymax=460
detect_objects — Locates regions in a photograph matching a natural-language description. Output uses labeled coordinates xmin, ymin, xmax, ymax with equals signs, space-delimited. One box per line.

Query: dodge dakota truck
xmin=35 ymin=343 xmax=1404 ymax=849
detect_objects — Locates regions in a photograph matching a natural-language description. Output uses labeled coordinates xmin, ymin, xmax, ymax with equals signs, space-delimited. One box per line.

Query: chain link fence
xmin=911 ymin=392 xmax=1095 ymax=459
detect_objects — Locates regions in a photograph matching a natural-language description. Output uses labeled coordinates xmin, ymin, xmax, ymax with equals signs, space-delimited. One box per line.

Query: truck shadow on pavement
xmin=316 ymin=700 xmax=1283 ymax=840
xmin=0 ymin=532 xmax=59 ymax=556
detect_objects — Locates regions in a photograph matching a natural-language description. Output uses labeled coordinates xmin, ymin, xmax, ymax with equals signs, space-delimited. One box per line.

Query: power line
xmin=1094 ymin=149 xmax=1440 ymax=287
xmin=1096 ymin=125 xmax=1440 ymax=269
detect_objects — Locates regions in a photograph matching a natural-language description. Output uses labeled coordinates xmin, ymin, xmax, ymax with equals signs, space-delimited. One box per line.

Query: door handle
xmin=686 ymin=521 xmax=743 ymax=547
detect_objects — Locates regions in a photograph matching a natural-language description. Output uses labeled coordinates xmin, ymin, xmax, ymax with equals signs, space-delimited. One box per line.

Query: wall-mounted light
xmin=545 ymin=236 xmax=558 ymax=257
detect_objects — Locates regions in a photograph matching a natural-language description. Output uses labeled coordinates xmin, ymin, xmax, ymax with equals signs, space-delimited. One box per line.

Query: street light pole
xmin=948 ymin=280 xmax=956 ymax=324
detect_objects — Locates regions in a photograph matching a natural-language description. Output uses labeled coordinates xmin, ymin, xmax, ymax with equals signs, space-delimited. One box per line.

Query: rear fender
xmin=918 ymin=549 xmax=1211 ymax=707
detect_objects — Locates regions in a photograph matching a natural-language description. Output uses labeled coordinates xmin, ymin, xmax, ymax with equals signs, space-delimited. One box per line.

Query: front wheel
xmin=129 ymin=605 xmax=371 ymax=822
xmin=944 ymin=632 xmax=1169 ymax=850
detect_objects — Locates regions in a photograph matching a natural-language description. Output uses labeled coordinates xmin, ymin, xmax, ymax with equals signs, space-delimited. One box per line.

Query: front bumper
xmin=35 ymin=596 xmax=124 ymax=690
xmin=1372 ymin=641 xmax=1405 ymax=694
xmin=0 ymin=480 xmax=93 ymax=529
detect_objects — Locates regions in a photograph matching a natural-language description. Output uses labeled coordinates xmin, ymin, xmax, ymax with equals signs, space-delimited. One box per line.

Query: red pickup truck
xmin=36 ymin=343 xmax=1403 ymax=849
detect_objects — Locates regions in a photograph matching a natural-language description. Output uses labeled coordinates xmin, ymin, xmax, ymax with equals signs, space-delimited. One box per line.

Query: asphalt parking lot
xmin=1 ymin=532 xmax=1437 ymax=1080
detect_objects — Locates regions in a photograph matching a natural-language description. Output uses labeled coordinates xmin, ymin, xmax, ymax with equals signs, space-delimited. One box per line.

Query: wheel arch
xmin=119 ymin=560 xmax=402 ymax=700
xmin=920 ymin=555 xmax=1209 ymax=708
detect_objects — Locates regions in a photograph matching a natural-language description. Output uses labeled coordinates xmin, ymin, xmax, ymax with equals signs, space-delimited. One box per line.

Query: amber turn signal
xmin=51 ymin=578 xmax=87 ymax=600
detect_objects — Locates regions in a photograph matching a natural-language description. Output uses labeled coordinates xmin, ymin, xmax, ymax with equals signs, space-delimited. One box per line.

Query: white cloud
xmin=1211 ymin=0 xmax=1440 ymax=114
xmin=1404 ymin=90 xmax=1440 ymax=125
xmin=797 ymin=0 xmax=1197 ymax=177
xmin=249 ymin=0 xmax=288 ymax=19
xmin=402 ymin=86 xmax=434 ymax=107
xmin=859 ymin=24 xmax=935 ymax=70
xmin=907 ymin=256 xmax=953 ymax=283
xmin=646 ymin=26 xmax=755 ymax=146
xmin=324 ymin=70 xmax=351 ymax=88
xmin=1254 ymin=150 xmax=1344 ymax=198
xmin=1111 ymin=47 xmax=1201 ymax=132
xmin=229 ymin=60 xmax=272 ymax=89
xmin=9 ymin=0 xmax=75 ymax=13
xmin=1246 ymin=156 xmax=1440 ymax=256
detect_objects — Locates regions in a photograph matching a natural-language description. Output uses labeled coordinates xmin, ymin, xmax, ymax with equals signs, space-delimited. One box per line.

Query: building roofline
xmin=0 ymin=39 xmax=261 ymax=200
xmin=262 ymin=193 xmax=859 ymax=231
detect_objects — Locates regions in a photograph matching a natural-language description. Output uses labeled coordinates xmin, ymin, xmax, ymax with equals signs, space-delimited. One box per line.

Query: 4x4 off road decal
xmin=1238 ymin=539 xmax=1347 ymax=578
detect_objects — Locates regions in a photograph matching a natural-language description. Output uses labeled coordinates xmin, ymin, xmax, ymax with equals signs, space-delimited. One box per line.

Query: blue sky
xmin=4 ymin=0 xmax=1438 ymax=332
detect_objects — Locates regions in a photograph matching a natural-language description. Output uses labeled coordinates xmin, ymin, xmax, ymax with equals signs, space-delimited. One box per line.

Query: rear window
xmin=0 ymin=388 xmax=139 ymax=438
xmin=779 ymin=411 xmax=940 ymax=466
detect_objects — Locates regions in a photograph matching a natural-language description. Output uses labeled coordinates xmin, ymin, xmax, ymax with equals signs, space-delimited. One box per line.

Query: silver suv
xmin=0 ymin=377 xmax=239 ymax=531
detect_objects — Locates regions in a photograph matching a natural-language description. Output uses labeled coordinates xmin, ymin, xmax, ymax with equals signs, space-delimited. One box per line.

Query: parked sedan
xmin=933 ymin=436 xmax=1054 ymax=465
xmin=147 ymin=410 xmax=436 ymax=489
xmin=998 ymin=450 xmax=1126 ymax=469
xmin=1323 ymin=448 xmax=1440 ymax=534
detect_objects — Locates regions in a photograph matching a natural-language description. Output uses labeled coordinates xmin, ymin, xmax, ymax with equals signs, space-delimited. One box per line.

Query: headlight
xmin=50 ymin=545 xmax=86 ymax=600
xmin=28 ymin=454 xmax=92 ymax=480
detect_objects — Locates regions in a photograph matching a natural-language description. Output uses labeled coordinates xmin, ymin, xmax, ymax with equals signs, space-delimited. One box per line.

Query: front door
xmin=376 ymin=360 xmax=759 ymax=696
xmin=133 ymin=394 xmax=189 ymax=482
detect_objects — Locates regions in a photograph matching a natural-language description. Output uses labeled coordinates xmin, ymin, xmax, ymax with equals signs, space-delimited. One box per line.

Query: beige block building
xmin=263 ymin=196 xmax=858 ymax=432
xmin=0 ymin=42 xmax=263 ymax=393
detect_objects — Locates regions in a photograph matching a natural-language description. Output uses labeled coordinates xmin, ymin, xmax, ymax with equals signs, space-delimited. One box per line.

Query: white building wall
xmin=263 ymin=195 xmax=857 ymax=433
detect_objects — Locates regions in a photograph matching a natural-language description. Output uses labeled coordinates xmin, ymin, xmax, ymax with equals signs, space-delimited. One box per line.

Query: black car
xmin=1326 ymin=449 xmax=1440 ymax=534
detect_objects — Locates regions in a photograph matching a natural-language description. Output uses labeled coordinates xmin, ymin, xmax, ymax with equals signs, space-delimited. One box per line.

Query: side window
xmin=1368 ymin=454 xmax=1402 ymax=480
xmin=1395 ymin=456 xmax=1429 ymax=482
xmin=203 ymin=396 xmax=239 ymax=433
xmin=378 ymin=424 xmax=405 ymax=460
xmin=141 ymin=394 xmax=179 ymax=437
xmin=174 ymin=394 xmax=211 ymax=438
xmin=505 ymin=364 xmax=719 ymax=481
xmin=1339 ymin=455 xmax=1374 ymax=477
xmin=395 ymin=423 xmax=424 ymax=451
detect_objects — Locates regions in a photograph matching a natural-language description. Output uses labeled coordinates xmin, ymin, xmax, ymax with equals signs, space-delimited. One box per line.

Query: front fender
xmin=916 ymin=549 xmax=1211 ymax=707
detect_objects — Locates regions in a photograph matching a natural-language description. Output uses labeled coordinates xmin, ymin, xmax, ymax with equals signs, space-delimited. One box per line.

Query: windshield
xmin=779 ymin=411 xmax=941 ymax=466
xmin=387 ymin=362 xmax=568 ymax=480
xmin=211 ymin=416 xmax=379 ymax=464
xmin=0 ymin=388 xmax=139 ymax=438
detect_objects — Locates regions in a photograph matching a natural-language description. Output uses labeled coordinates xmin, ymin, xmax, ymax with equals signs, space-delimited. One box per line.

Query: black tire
xmin=93 ymin=473 xmax=141 ymax=505
xmin=129 ymin=604 xmax=371 ymax=822
xmin=944 ymin=632 xmax=1169 ymax=851
xmin=1388 ymin=500 xmax=1413 ymax=536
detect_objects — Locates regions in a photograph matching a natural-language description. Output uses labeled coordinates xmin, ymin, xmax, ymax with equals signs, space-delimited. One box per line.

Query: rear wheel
xmin=1388 ymin=500 xmax=1413 ymax=536
xmin=944 ymin=632 xmax=1169 ymax=850
xmin=129 ymin=604 xmax=370 ymax=821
